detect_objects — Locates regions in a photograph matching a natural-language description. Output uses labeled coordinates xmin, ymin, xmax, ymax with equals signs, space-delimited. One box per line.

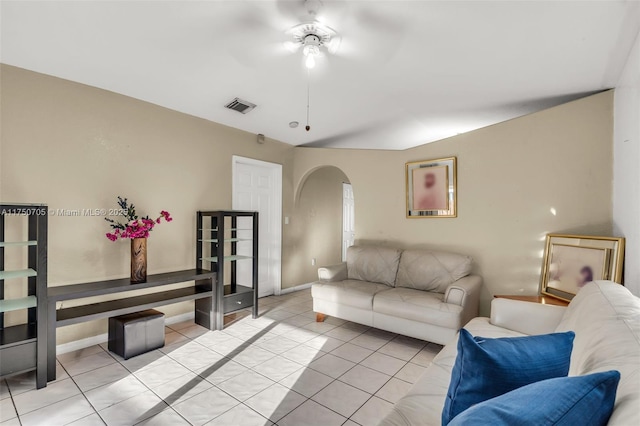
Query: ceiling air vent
xmin=224 ymin=97 xmax=256 ymax=114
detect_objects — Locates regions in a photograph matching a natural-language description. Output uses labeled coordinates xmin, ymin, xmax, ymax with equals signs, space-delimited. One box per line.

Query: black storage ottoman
xmin=108 ymin=309 xmax=165 ymax=359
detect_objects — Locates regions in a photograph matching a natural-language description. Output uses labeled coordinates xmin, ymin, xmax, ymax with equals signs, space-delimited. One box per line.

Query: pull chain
xmin=305 ymin=68 xmax=311 ymax=131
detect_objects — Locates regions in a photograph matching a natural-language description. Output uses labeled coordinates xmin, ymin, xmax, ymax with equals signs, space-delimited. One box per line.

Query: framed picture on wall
xmin=406 ymin=157 xmax=457 ymax=218
xmin=540 ymin=234 xmax=625 ymax=302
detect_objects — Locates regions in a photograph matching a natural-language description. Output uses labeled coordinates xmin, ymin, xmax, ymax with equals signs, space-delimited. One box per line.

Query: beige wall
xmin=0 ymin=64 xmax=614 ymax=344
xmin=0 ymin=64 xmax=296 ymax=343
xmin=294 ymin=91 xmax=614 ymax=314
xmin=284 ymin=167 xmax=349 ymax=286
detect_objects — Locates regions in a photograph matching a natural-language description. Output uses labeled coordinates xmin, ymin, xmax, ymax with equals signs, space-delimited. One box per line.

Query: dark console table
xmin=47 ymin=269 xmax=215 ymax=382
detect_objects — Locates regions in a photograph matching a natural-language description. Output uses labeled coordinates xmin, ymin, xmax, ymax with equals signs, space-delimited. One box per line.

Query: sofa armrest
xmin=444 ymin=275 xmax=482 ymax=327
xmin=317 ymin=263 xmax=348 ymax=283
xmin=490 ymin=298 xmax=566 ymax=336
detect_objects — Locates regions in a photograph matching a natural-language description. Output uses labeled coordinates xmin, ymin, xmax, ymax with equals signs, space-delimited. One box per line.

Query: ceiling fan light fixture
xmin=302 ymin=35 xmax=320 ymax=69
xmin=303 ymin=34 xmax=320 ymax=51
xmin=286 ymin=19 xmax=339 ymax=71
xmin=303 ymin=43 xmax=319 ymax=56
xmin=288 ymin=21 xmax=337 ymax=49
xmin=305 ymin=54 xmax=316 ymax=69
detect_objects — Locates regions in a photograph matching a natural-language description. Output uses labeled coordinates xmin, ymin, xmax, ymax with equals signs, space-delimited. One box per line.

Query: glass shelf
xmin=200 ymin=255 xmax=252 ymax=263
xmin=198 ymin=238 xmax=251 ymax=243
xmin=0 ymin=295 xmax=37 ymax=313
xmin=0 ymin=268 xmax=37 ymax=280
xmin=0 ymin=241 xmax=37 ymax=247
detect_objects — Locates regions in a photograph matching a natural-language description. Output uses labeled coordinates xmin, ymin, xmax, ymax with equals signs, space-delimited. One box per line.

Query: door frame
xmin=342 ymin=182 xmax=355 ymax=262
xmin=232 ymin=155 xmax=283 ymax=296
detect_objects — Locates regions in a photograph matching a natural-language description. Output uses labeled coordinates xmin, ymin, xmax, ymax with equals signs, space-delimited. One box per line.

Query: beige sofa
xmin=312 ymin=245 xmax=482 ymax=345
xmin=380 ymin=281 xmax=640 ymax=425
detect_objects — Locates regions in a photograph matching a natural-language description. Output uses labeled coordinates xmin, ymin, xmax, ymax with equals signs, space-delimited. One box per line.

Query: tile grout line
xmin=157 ymin=326 xmax=287 ymax=423
xmin=141 ymin=371 xmax=197 ymax=426
xmin=302 ymin=353 xmax=373 ymax=422
xmin=6 ymin=383 xmax=22 ymax=425
xmin=57 ymin=359 xmax=104 ymax=425
xmin=12 ymin=379 xmax=79 ymax=418
xmin=347 ymin=393 xmax=377 ymax=425
xmin=6 ymin=290 xmax=437 ymax=425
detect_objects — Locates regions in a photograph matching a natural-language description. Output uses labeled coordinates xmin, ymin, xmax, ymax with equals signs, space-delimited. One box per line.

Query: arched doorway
xmin=288 ymin=166 xmax=354 ymax=285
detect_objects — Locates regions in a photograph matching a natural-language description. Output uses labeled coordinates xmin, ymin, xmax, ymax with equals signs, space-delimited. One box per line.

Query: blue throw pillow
xmin=448 ymin=370 xmax=620 ymax=426
xmin=442 ymin=329 xmax=575 ymax=425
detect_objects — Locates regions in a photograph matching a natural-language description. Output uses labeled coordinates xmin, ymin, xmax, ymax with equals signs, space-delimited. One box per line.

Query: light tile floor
xmin=0 ymin=289 xmax=442 ymax=426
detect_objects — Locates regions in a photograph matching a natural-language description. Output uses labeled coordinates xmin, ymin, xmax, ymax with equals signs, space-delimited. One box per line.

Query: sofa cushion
xmin=448 ymin=370 xmax=620 ymax=426
xmin=554 ymin=281 xmax=640 ymax=426
xmin=312 ymin=280 xmax=391 ymax=310
xmin=346 ymin=245 xmax=402 ymax=287
xmin=373 ymin=287 xmax=463 ymax=329
xmin=380 ymin=318 xmax=526 ymax=426
xmin=442 ymin=328 xmax=575 ymax=424
xmin=396 ymin=249 xmax=472 ymax=293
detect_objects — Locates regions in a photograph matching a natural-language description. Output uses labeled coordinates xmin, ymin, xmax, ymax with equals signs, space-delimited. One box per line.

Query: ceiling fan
xmin=225 ymin=0 xmax=407 ymax=69
xmin=282 ymin=0 xmax=341 ymax=69
xmin=223 ymin=0 xmax=408 ymax=131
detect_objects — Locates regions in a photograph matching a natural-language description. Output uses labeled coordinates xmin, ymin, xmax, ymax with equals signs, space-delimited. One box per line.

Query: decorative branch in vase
xmin=105 ymin=196 xmax=172 ymax=283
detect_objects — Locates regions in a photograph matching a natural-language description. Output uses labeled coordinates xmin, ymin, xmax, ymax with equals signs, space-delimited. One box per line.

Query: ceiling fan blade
xmin=275 ymin=0 xmax=351 ymax=26
xmin=330 ymin=3 xmax=411 ymax=64
xmin=222 ymin=0 xmax=412 ymax=66
xmin=354 ymin=6 xmax=408 ymax=34
xmin=219 ymin=2 xmax=300 ymax=66
xmin=275 ymin=0 xmax=314 ymax=22
xmin=284 ymin=41 xmax=302 ymax=53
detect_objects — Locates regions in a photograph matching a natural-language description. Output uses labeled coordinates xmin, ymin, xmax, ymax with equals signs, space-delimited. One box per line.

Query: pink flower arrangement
xmin=105 ymin=197 xmax=172 ymax=241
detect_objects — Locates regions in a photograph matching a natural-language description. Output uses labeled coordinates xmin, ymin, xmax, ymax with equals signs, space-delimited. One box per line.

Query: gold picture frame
xmin=406 ymin=157 xmax=457 ymax=218
xmin=540 ymin=234 xmax=625 ymax=302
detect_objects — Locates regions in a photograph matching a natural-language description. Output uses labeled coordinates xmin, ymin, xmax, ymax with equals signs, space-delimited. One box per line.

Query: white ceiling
xmin=1 ymin=1 xmax=639 ymax=150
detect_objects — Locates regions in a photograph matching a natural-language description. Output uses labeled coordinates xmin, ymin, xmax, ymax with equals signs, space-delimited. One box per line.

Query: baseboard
xmin=165 ymin=311 xmax=195 ymax=326
xmin=56 ymin=332 xmax=110 ymax=355
xmin=55 ymin=311 xmax=195 ymax=355
xmin=280 ymin=282 xmax=314 ymax=295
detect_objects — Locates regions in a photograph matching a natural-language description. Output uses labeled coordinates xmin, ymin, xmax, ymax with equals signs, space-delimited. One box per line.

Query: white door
xmin=232 ymin=157 xmax=282 ymax=297
xmin=342 ymin=183 xmax=355 ymax=262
